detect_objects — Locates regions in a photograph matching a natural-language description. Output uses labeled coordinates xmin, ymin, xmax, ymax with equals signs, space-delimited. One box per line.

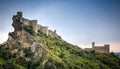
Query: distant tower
xmin=92 ymin=42 xmax=95 ymax=49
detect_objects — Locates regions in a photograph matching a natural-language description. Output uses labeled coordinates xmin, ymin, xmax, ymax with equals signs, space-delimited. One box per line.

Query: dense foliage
xmin=0 ymin=44 xmax=26 ymax=69
xmin=23 ymin=25 xmax=36 ymax=36
xmin=0 ymin=28 xmax=120 ymax=69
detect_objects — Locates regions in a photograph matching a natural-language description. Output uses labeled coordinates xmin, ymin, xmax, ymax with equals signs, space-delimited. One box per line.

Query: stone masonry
xmin=85 ymin=42 xmax=110 ymax=53
xmin=13 ymin=11 xmax=59 ymax=38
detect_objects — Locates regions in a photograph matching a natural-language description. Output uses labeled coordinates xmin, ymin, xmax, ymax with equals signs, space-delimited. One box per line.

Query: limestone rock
xmin=31 ymin=41 xmax=45 ymax=58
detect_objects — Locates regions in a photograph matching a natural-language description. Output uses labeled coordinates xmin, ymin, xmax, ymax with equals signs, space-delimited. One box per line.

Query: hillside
xmin=0 ymin=12 xmax=120 ymax=69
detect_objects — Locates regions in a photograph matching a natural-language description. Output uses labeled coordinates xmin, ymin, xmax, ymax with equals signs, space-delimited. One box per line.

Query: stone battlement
xmin=12 ymin=12 xmax=59 ymax=38
xmin=85 ymin=42 xmax=110 ymax=53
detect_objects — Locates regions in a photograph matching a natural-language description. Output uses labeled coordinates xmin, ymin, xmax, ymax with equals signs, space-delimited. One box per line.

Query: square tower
xmin=17 ymin=11 xmax=23 ymax=17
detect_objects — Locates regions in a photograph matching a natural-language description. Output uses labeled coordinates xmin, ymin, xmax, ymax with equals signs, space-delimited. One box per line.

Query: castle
xmin=12 ymin=11 xmax=59 ymax=38
xmin=85 ymin=42 xmax=110 ymax=53
xmin=12 ymin=12 xmax=110 ymax=53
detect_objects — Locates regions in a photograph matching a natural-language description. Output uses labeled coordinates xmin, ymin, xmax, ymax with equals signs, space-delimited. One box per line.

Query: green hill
xmin=0 ymin=12 xmax=120 ymax=69
xmin=0 ymin=29 xmax=120 ymax=69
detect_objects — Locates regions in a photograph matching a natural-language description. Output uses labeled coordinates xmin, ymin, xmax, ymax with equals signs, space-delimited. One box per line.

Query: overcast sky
xmin=0 ymin=0 xmax=120 ymax=52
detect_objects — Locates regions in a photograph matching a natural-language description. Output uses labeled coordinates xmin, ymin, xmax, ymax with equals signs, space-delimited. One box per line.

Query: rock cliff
xmin=6 ymin=12 xmax=46 ymax=59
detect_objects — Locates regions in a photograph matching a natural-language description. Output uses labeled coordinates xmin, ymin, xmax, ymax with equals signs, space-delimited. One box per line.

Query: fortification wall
xmin=13 ymin=12 xmax=59 ymax=37
xmin=94 ymin=46 xmax=107 ymax=53
xmin=30 ymin=20 xmax=37 ymax=33
xmin=22 ymin=18 xmax=38 ymax=33
xmin=37 ymin=25 xmax=42 ymax=32
xmin=48 ymin=30 xmax=58 ymax=38
xmin=104 ymin=44 xmax=110 ymax=53
xmin=22 ymin=18 xmax=30 ymax=25
xmin=85 ymin=42 xmax=110 ymax=53
xmin=48 ymin=30 xmax=54 ymax=35
xmin=41 ymin=26 xmax=48 ymax=36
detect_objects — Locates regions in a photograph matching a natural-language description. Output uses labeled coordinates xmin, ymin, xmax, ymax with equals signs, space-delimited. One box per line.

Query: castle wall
xmin=37 ymin=25 xmax=42 ymax=32
xmin=22 ymin=18 xmax=38 ymax=33
xmin=22 ymin=18 xmax=30 ymax=25
xmin=48 ymin=30 xmax=58 ymax=38
xmin=30 ymin=20 xmax=37 ymax=33
xmin=41 ymin=26 xmax=48 ymax=36
xmin=48 ymin=30 xmax=54 ymax=36
xmin=94 ymin=46 xmax=107 ymax=53
xmin=104 ymin=44 xmax=110 ymax=53
xmin=13 ymin=12 xmax=59 ymax=37
xmin=85 ymin=42 xmax=110 ymax=53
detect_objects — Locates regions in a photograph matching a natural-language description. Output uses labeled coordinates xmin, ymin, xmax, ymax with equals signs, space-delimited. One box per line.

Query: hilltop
xmin=0 ymin=12 xmax=120 ymax=69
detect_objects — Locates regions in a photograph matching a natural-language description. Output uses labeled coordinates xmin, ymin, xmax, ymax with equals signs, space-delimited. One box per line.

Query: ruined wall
xmin=37 ymin=25 xmax=42 ymax=32
xmin=22 ymin=18 xmax=38 ymax=33
xmin=30 ymin=20 xmax=37 ymax=33
xmin=22 ymin=18 xmax=30 ymax=25
xmin=12 ymin=12 xmax=59 ymax=37
xmin=48 ymin=30 xmax=58 ymax=38
xmin=41 ymin=26 xmax=48 ymax=36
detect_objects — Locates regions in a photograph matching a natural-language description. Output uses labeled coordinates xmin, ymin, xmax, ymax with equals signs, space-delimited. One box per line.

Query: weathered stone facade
xmin=48 ymin=30 xmax=58 ymax=38
xmin=85 ymin=42 xmax=110 ymax=53
xmin=41 ymin=26 xmax=48 ymax=36
xmin=12 ymin=11 xmax=59 ymax=38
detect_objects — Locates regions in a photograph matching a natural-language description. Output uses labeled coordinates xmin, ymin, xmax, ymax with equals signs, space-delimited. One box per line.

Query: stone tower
xmin=12 ymin=11 xmax=24 ymax=36
xmin=12 ymin=11 xmax=23 ymax=31
xmin=17 ymin=12 xmax=23 ymax=22
xmin=92 ymin=42 xmax=95 ymax=49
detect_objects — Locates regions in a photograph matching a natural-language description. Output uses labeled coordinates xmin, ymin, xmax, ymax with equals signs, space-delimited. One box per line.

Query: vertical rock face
xmin=6 ymin=12 xmax=46 ymax=58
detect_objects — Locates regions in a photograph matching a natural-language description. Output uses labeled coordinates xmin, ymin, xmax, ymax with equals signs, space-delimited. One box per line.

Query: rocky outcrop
xmin=7 ymin=30 xmax=45 ymax=58
xmin=31 ymin=41 xmax=45 ymax=58
xmin=6 ymin=12 xmax=46 ymax=59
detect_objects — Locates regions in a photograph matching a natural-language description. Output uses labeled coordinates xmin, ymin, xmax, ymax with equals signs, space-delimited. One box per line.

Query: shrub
xmin=23 ymin=25 xmax=36 ymax=36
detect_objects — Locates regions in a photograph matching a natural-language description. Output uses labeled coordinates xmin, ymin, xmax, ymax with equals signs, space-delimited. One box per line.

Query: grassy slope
xmin=37 ymin=31 xmax=120 ymax=69
xmin=0 ymin=25 xmax=120 ymax=69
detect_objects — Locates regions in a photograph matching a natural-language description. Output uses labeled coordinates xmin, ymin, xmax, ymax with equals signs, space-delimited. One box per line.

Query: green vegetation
xmin=0 ymin=30 xmax=120 ymax=69
xmin=23 ymin=25 xmax=36 ymax=36
xmin=22 ymin=47 xmax=34 ymax=58
xmin=35 ymin=31 xmax=120 ymax=69
xmin=0 ymin=45 xmax=26 ymax=69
